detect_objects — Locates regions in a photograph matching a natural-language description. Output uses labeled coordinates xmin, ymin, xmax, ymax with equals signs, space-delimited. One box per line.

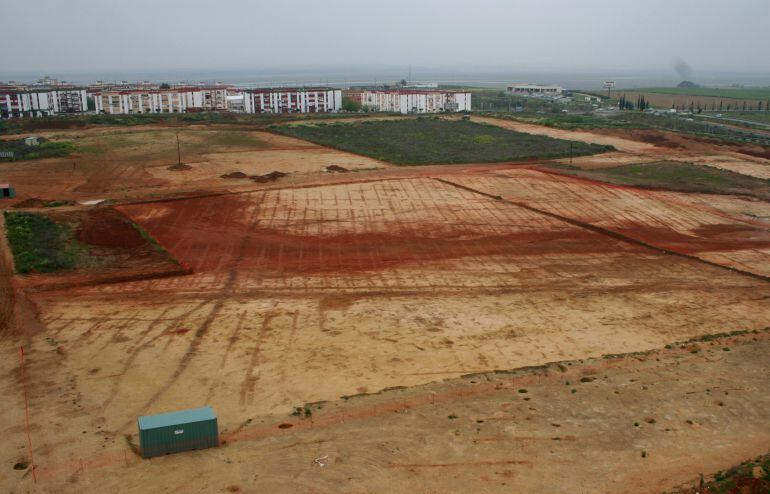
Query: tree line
xmin=619 ymin=94 xmax=770 ymax=113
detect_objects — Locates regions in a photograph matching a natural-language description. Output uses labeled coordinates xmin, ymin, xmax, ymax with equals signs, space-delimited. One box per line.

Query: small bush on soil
xmin=4 ymin=211 xmax=77 ymax=273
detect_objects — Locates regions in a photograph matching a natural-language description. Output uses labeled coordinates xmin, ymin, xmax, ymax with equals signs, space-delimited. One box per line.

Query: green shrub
xmin=4 ymin=211 xmax=77 ymax=273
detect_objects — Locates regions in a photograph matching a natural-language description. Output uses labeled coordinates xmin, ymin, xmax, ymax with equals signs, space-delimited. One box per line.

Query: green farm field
xmin=637 ymin=87 xmax=770 ymax=100
xmin=274 ymin=118 xmax=611 ymax=165
xmin=545 ymin=161 xmax=770 ymax=200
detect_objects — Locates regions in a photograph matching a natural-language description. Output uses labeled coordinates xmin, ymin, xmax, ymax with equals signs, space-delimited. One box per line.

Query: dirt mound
xmin=736 ymin=145 xmax=770 ymax=160
xmin=632 ymin=131 xmax=685 ymax=149
xmin=12 ymin=198 xmax=48 ymax=208
xmin=12 ymin=198 xmax=77 ymax=209
xmin=221 ymin=171 xmax=249 ymax=179
xmin=250 ymin=171 xmax=288 ymax=183
xmin=75 ymin=208 xmax=148 ymax=249
xmin=167 ymin=163 xmax=192 ymax=171
xmin=326 ymin=165 xmax=350 ymax=173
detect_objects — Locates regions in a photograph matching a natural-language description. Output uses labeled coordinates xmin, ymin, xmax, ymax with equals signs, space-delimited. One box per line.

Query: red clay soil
xmin=624 ymin=130 xmax=685 ymax=149
xmin=16 ymin=207 xmax=187 ymax=291
xmin=119 ymin=193 xmax=641 ymax=274
xmin=596 ymin=127 xmax=770 ymax=158
xmin=203 ymin=227 xmax=626 ymax=274
xmin=75 ymin=208 xmax=148 ymax=249
xmin=614 ymin=223 xmax=770 ymax=255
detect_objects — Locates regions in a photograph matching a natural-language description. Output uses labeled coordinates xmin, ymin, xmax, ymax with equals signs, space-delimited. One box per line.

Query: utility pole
xmin=176 ymin=132 xmax=182 ymax=166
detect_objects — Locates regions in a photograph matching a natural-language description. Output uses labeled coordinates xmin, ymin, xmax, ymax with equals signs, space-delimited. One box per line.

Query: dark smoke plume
xmin=672 ymin=57 xmax=693 ymax=81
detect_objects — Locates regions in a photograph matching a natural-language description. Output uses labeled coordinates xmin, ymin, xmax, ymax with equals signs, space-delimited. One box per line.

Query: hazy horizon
xmin=3 ymin=0 xmax=770 ymax=89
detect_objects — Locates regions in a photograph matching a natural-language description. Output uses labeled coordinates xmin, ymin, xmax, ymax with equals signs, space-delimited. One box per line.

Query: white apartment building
xmin=91 ymin=86 xmax=229 ymax=114
xmin=242 ymin=88 xmax=342 ymax=113
xmin=355 ymin=90 xmax=471 ymax=114
xmin=0 ymin=87 xmax=88 ymax=118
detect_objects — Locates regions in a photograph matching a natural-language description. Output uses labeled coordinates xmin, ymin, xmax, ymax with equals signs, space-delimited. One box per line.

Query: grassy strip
xmin=273 ymin=118 xmax=611 ymax=165
xmin=3 ymin=211 xmax=78 ymax=273
xmin=543 ymin=162 xmax=770 ymax=200
xmin=0 ymin=139 xmax=75 ymax=161
xmin=637 ymin=87 xmax=770 ymax=100
xmin=0 ymin=112 xmax=374 ymax=136
xmin=130 ymin=222 xmax=172 ymax=256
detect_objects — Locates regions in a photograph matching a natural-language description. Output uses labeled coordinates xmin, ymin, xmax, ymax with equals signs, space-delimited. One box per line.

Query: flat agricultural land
xmin=1 ymin=116 xmax=769 ymax=493
xmin=618 ymin=90 xmax=768 ymax=112
xmin=274 ymin=119 xmax=611 ymax=164
xmin=636 ymin=87 xmax=770 ymax=100
xmin=545 ymin=161 xmax=770 ymax=200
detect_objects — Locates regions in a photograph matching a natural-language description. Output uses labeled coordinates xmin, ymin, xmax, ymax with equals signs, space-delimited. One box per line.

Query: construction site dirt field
xmin=473 ymin=116 xmax=770 ymax=180
xmin=1 ymin=117 xmax=769 ymax=493
xmin=0 ymin=126 xmax=388 ymax=203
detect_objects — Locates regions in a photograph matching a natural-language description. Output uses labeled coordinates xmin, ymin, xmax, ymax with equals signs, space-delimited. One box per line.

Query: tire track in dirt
xmin=116 ymin=192 xmax=267 ymax=431
xmin=101 ymin=301 xmax=211 ymax=411
xmin=435 ymin=178 xmax=770 ymax=283
xmin=239 ymin=310 xmax=277 ymax=406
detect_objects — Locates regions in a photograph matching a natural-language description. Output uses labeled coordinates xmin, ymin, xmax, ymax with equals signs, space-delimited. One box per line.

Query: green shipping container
xmin=1 ymin=185 xmax=14 ymax=198
xmin=138 ymin=406 xmax=218 ymax=458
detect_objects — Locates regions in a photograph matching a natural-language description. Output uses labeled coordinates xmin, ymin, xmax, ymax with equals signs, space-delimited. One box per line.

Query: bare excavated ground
xmin=472 ymin=116 xmax=770 ymax=180
xmin=1 ymin=118 xmax=769 ymax=493
xmin=0 ymin=126 xmax=388 ymax=204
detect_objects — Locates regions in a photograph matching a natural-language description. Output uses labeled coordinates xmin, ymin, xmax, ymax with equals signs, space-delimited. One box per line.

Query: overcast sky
xmin=2 ymin=0 xmax=769 ymax=76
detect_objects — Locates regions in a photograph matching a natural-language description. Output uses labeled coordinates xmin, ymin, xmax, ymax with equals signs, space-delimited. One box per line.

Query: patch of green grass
xmin=637 ymin=87 xmax=770 ymax=100
xmin=669 ymin=453 xmax=770 ymax=493
xmin=4 ymin=211 xmax=78 ymax=273
xmin=544 ymin=162 xmax=770 ymax=200
xmin=506 ymin=113 xmax=640 ymax=130
xmin=0 ymin=112 xmax=373 ymax=136
xmin=711 ymin=112 xmax=770 ymax=125
xmin=130 ymin=222 xmax=170 ymax=255
xmin=275 ymin=119 xmax=611 ymax=165
xmin=0 ymin=138 xmax=75 ymax=161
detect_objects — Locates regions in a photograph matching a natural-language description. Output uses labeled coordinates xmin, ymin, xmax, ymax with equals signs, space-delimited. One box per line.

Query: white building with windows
xmin=353 ymin=90 xmax=471 ymax=114
xmin=242 ymin=87 xmax=341 ymax=113
xmin=0 ymin=87 xmax=88 ymax=118
xmin=91 ymin=86 xmax=229 ymax=114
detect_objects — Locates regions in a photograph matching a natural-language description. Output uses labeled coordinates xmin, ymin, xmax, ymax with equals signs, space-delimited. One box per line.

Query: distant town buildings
xmin=2 ymin=80 xmax=470 ymax=118
xmin=506 ymin=84 xmax=564 ymax=98
xmin=349 ymin=89 xmax=471 ymax=114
